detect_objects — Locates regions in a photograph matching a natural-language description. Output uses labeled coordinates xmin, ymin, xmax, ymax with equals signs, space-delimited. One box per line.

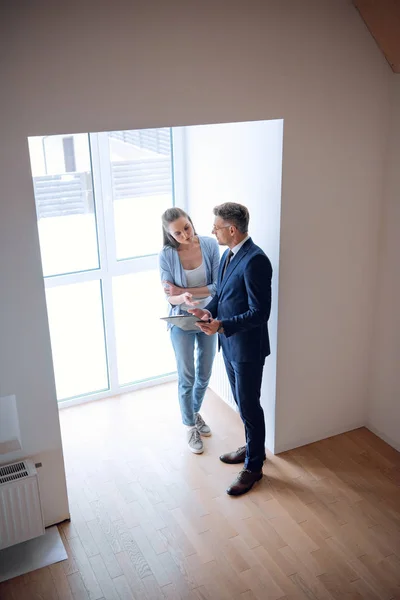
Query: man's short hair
xmin=213 ymin=202 xmax=249 ymax=234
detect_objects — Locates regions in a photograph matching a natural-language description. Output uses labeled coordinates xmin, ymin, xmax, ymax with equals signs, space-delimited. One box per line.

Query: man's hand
xmin=195 ymin=319 xmax=221 ymax=336
xmin=188 ymin=308 xmax=220 ymax=335
xmin=188 ymin=308 xmax=211 ymax=320
xmin=163 ymin=281 xmax=183 ymax=297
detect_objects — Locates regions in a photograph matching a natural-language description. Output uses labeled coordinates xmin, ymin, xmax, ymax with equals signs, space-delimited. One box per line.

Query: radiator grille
xmin=0 ymin=462 xmax=29 ymax=484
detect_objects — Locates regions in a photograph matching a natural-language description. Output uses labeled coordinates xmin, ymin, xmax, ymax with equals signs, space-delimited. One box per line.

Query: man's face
xmin=212 ymin=217 xmax=232 ymax=246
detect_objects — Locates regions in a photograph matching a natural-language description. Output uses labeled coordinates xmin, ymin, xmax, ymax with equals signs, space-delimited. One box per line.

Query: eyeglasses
xmin=212 ymin=225 xmax=232 ymax=233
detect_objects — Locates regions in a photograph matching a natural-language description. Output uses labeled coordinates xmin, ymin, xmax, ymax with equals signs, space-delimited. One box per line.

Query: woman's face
xmin=168 ymin=216 xmax=194 ymax=244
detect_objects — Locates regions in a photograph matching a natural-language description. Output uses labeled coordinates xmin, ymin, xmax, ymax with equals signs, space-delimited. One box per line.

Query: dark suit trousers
xmin=222 ymin=353 xmax=266 ymax=472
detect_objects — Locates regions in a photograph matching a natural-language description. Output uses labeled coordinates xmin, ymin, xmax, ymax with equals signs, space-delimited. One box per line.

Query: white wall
xmin=0 ymin=127 xmax=70 ymax=525
xmin=367 ymin=76 xmax=400 ymax=451
xmin=0 ymin=0 xmax=392 ymax=520
xmin=183 ymin=120 xmax=283 ymax=452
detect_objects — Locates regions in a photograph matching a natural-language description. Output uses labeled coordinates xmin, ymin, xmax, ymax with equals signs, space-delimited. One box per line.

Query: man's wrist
xmin=217 ymin=320 xmax=224 ymax=334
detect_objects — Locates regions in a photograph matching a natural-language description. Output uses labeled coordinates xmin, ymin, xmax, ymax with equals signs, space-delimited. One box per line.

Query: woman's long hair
xmin=161 ymin=207 xmax=197 ymax=249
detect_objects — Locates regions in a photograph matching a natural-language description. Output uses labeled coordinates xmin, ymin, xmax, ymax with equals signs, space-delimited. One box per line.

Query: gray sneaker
xmin=195 ymin=413 xmax=211 ymax=437
xmin=187 ymin=426 xmax=204 ymax=454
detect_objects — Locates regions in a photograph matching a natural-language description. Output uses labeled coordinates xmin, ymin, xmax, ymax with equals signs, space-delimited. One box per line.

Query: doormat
xmin=0 ymin=526 xmax=67 ymax=583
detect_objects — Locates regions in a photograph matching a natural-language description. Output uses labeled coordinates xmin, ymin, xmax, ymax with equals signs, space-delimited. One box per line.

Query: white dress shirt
xmin=230 ymin=235 xmax=250 ymax=257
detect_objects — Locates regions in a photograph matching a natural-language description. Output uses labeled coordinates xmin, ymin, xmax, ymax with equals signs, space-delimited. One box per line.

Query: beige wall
xmin=0 ymin=0 xmax=392 ymax=521
xmin=367 ymin=76 xmax=400 ymax=451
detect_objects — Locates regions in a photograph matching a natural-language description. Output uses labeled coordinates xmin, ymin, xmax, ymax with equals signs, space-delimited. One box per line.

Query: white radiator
xmin=210 ymin=351 xmax=237 ymax=411
xmin=0 ymin=459 xmax=45 ymax=550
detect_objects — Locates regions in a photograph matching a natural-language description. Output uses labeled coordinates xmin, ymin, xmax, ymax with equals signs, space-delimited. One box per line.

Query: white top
xmin=180 ymin=261 xmax=212 ymax=311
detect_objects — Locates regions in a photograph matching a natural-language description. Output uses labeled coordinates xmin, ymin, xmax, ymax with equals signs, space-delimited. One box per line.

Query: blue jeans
xmin=170 ymin=326 xmax=216 ymax=426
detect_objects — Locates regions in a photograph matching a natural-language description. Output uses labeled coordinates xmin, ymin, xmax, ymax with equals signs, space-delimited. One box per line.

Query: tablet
xmin=160 ymin=315 xmax=202 ymax=330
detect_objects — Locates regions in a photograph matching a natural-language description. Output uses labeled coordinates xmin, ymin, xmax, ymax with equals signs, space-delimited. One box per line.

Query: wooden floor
xmin=1 ymin=383 xmax=400 ymax=600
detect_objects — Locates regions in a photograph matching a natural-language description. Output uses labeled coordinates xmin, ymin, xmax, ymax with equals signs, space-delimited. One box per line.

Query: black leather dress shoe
xmin=219 ymin=445 xmax=247 ymax=464
xmin=226 ymin=469 xmax=263 ymax=496
xmin=219 ymin=446 xmax=267 ymax=465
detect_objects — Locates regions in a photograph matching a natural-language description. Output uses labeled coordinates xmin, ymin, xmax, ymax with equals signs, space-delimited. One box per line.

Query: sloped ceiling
xmin=353 ymin=0 xmax=400 ymax=72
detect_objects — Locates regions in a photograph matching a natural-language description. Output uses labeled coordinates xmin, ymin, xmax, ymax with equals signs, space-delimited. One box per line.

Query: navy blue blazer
xmin=205 ymin=238 xmax=272 ymax=363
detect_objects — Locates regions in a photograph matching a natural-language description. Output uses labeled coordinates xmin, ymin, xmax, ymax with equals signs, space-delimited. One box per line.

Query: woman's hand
xmin=180 ymin=292 xmax=199 ymax=306
xmin=163 ymin=280 xmax=184 ymax=297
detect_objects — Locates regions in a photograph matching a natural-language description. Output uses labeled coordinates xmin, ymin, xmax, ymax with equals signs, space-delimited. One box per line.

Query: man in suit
xmin=189 ymin=202 xmax=272 ymax=496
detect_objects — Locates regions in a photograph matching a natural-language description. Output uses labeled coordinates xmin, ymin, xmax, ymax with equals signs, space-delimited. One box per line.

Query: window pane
xmin=113 ymin=270 xmax=176 ymax=385
xmin=28 ymin=134 xmax=99 ymax=277
xmin=108 ymin=128 xmax=173 ymax=260
xmin=46 ymin=280 xmax=109 ymax=400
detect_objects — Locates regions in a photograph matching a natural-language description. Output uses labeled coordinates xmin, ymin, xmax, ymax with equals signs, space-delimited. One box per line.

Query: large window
xmin=28 ymin=128 xmax=177 ymax=403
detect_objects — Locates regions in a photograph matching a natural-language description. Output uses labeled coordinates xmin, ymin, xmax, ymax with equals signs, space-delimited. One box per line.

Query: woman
xmin=159 ymin=207 xmax=220 ymax=454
